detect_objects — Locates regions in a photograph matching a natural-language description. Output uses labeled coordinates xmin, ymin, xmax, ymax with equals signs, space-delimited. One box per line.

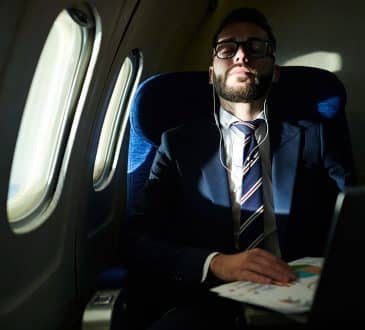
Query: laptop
xmin=308 ymin=185 xmax=365 ymax=323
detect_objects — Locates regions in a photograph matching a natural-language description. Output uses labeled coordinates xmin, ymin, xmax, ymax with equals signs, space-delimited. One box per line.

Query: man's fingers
xmin=249 ymin=248 xmax=292 ymax=271
xmin=209 ymin=250 xmax=297 ymax=283
xmin=252 ymin=256 xmax=296 ymax=281
xmin=238 ymin=270 xmax=272 ymax=284
xmin=246 ymin=260 xmax=295 ymax=282
xmin=240 ymin=249 xmax=296 ymax=282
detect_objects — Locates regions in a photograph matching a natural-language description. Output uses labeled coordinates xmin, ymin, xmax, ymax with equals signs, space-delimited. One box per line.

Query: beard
xmin=213 ymin=68 xmax=273 ymax=102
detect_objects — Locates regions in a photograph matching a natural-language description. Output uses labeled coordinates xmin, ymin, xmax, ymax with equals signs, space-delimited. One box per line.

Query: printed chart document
xmin=210 ymin=257 xmax=323 ymax=315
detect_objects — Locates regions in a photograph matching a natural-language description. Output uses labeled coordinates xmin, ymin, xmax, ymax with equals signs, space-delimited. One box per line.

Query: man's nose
xmin=234 ymin=45 xmax=248 ymax=62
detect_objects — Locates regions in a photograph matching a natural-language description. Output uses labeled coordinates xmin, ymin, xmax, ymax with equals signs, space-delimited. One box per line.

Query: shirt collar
xmin=219 ymin=106 xmax=265 ymax=129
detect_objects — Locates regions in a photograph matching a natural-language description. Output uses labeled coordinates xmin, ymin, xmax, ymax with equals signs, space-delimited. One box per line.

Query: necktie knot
xmin=231 ymin=119 xmax=263 ymax=136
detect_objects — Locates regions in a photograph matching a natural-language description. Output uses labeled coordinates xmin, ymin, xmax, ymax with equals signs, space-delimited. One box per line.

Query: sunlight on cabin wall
xmin=282 ymin=52 xmax=342 ymax=72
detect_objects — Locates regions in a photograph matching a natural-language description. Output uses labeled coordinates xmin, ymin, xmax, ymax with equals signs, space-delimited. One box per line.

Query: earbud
xmin=208 ymin=67 xmax=213 ymax=85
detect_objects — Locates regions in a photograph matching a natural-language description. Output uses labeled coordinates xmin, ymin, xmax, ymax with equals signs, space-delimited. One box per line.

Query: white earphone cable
xmin=212 ymin=83 xmax=269 ymax=173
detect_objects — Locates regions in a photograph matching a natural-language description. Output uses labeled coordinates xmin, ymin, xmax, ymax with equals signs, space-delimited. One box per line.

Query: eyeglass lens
xmin=215 ymin=39 xmax=269 ymax=59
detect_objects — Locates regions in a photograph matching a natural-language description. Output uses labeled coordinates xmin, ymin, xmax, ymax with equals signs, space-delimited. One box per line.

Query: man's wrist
xmin=201 ymin=252 xmax=220 ymax=283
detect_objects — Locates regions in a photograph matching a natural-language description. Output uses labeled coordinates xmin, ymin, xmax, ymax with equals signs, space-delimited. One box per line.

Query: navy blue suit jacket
xmin=125 ymin=106 xmax=355 ymax=319
xmin=127 ymin=105 xmax=354 ymax=274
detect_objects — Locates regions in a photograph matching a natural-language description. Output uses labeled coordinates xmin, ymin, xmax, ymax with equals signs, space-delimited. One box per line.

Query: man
xmin=125 ymin=7 xmax=355 ymax=330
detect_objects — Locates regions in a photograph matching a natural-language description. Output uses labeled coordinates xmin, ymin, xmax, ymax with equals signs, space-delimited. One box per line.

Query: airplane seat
xmin=85 ymin=66 xmax=350 ymax=329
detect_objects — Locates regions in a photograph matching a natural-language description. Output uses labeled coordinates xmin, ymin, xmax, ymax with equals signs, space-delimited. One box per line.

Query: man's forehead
xmin=217 ymin=21 xmax=268 ymax=42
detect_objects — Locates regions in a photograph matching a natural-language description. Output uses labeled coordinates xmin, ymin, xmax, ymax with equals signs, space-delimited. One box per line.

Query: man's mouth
xmin=228 ymin=66 xmax=253 ymax=78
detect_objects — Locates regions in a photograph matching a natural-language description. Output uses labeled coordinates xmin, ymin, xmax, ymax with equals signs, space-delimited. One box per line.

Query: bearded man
xmin=125 ymin=7 xmax=355 ymax=330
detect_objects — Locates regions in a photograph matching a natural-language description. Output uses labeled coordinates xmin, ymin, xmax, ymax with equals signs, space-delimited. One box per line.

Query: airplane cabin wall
xmin=0 ymin=0 xmax=139 ymax=329
xmin=117 ymin=0 xmax=215 ymax=79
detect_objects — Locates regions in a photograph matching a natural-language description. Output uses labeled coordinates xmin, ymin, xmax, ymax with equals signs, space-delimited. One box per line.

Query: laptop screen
xmin=309 ymin=185 xmax=365 ymax=322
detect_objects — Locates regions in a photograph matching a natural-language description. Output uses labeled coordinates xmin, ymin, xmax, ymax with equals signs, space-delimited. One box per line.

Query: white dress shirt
xmin=201 ymin=107 xmax=281 ymax=282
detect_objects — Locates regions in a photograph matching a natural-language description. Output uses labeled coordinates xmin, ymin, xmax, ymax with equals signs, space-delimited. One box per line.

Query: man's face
xmin=209 ymin=22 xmax=275 ymax=103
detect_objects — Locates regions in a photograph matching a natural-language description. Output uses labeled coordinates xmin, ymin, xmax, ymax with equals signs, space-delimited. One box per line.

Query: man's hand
xmin=209 ymin=248 xmax=296 ymax=284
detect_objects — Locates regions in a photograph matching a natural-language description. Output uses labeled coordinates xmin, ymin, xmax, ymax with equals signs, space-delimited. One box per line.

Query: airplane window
xmin=93 ymin=49 xmax=143 ymax=191
xmin=7 ymin=7 xmax=101 ymax=233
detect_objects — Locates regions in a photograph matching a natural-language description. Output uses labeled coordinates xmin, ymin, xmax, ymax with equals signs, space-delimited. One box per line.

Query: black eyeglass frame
xmin=213 ymin=38 xmax=275 ymax=59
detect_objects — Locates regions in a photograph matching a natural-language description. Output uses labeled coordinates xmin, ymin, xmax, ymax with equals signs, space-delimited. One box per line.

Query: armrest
xmin=82 ymin=289 xmax=125 ymax=330
xmin=82 ymin=266 xmax=128 ymax=330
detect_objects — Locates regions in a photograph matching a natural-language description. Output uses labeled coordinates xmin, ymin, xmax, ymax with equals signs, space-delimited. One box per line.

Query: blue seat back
xmin=127 ymin=71 xmax=213 ymax=213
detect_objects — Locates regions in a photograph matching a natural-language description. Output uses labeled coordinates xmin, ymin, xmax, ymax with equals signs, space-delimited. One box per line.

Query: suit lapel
xmin=197 ymin=124 xmax=231 ymax=209
xmin=271 ymin=120 xmax=302 ymax=217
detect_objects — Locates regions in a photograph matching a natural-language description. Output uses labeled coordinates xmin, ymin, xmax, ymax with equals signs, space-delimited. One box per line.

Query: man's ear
xmin=272 ymin=64 xmax=280 ymax=83
xmin=209 ymin=66 xmax=213 ymax=84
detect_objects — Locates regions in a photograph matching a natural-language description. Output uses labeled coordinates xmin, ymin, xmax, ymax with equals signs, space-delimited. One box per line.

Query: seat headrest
xmin=130 ymin=71 xmax=213 ymax=146
xmin=269 ymin=66 xmax=346 ymax=121
xmin=130 ymin=66 xmax=346 ymax=146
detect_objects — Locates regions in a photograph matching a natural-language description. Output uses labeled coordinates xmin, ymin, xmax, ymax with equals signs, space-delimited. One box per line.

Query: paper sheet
xmin=210 ymin=257 xmax=323 ymax=314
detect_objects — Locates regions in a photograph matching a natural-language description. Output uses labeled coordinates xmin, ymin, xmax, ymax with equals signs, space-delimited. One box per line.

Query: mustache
xmin=227 ymin=64 xmax=256 ymax=75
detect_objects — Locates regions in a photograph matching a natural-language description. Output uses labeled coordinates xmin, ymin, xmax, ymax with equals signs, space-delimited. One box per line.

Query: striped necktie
xmin=231 ymin=119 xmax=265 ymax=250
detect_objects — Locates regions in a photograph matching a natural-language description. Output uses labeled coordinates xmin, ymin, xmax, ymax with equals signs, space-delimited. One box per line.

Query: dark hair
xmin=212 ymin=7 xmax=276 ymax=51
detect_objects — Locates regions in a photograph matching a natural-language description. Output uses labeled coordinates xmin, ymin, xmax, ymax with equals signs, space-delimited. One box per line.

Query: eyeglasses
xmin=213 ymin=38 xmax=274 ymax=59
